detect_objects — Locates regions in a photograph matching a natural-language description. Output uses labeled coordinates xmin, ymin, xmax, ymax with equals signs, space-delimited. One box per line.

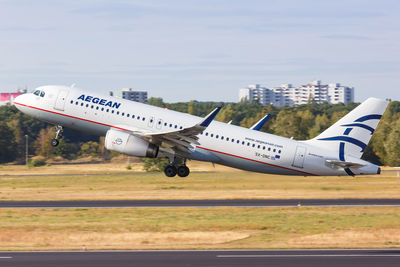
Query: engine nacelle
xmin=105 ymin=129 xmax=159 ymax=158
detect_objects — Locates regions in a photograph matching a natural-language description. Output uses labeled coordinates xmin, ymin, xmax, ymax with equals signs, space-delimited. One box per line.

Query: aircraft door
xmin=54 ymin=89 xmax=69 ymax=111
xmin=292 ymin=145 xmax=306 ymax=168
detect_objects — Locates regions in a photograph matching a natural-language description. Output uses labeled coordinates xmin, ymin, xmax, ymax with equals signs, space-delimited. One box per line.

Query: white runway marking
xmin=217 ymin=254 xmax=400 ymax=258
xmin=0 ymin=257 xmax=12 ymax=259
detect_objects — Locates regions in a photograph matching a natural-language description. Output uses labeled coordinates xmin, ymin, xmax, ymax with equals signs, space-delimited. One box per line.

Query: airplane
xmin=14 ymin=85 xmax=388 ymax=177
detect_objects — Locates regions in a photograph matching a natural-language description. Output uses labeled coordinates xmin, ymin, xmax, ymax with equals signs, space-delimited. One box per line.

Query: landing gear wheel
xmin=177 ymin=166 xmax=190 ymax=177
xmin=51 ymin=139 xmax=59 ymax=147
xmin=164 ymin=165 xmax=177 ymax=177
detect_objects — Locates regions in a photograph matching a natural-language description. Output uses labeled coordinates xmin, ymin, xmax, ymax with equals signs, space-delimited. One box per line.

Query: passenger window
xmin=180 ymin=126 xmax=183 ymax=129
xmin=174 ymin=125 xmax=177 ymax=128
xmin=96 ymin=106 xmax=99 ymax=110
xmin=273 ymin=149 xmax=276 ymax=152
xmin=122 ymin=112 xmax=125 ymax=116
xmin=81 ymin=103 xmax=84 ymax=106
xmin=117 ymin=111 xmax=119 ymax=115
xmin=268 ymin=147 xmax=271 ymax=151
xmin=138 ymin=116 xmax=140 ymax=120
xmin=70 ymin=100 xmax=73 ymax=104
xmin=127 ymin=114 xmax=130 ymax=118
xmin=252 ymin=144 xmax=255 ymax=147
xmin=247 ymin=143 xmax=250 ymax=146
xmin=142 ymin=117 xmax=145 ymax=121
xmin=164 ymin=122 xmax=167 ymax=126
xmin=205 ymin=133 xmax=208 ymax=136
xmin=132 ymin=115 xmax=135 ymax=119
xmin=101 ymin=107 xmax=104 ymax=111
xmin=278 ymin=150 xmax=281 ymax=154
xmin=263 ymin=146 xmax=265 ymax=150
xmin=242 ymin=141 xmax=245 ymax=145
xmin=216 ymin=135 xmax=219 ymax=139
xmin=86 ymin=104 xmax=89 ymax=107
xmin=210 ymin=134 xmax=214 ymax=137
xmin=75 ymin=101 xmax=78 ymax=105
xmin=111 ymin=110 xmax=114 ymax=114
xmin=91 ymin=105 xmax=94 ymax=109
xmin=221 ymin=136 xmax=224 ymax=140
xmin=106 ymin=109 xmax=109 ymax=112
xmin=236 ymin=140 xmax=239 ymax=144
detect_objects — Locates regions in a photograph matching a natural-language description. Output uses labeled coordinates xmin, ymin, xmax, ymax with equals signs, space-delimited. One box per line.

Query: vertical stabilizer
xmin=305 ymin=98 xmax=389 ymax=159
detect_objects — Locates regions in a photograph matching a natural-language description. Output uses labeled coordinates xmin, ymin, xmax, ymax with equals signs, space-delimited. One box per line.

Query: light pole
xmin=25 ymin=135 xmax=28 ymax=166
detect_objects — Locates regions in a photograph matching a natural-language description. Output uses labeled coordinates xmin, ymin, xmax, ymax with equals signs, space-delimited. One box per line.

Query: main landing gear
xmin=164 ymin=157 xmax=190 ymax=178
xmin=51 ymin=125 xmax=63 ymax=147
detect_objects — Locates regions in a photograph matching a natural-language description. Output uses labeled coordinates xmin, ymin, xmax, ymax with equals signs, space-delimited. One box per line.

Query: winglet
xmin=199 ymin=106 xmax=222 ymax=127
xmin=250 ymin=114 xmax=270 ymax=131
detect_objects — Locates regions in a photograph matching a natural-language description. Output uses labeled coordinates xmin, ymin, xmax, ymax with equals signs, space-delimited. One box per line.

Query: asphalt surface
xmin=1 ymin=198 xmax=400 ymax=208
xmin=0 ymin=250 xmax=399 ymax=267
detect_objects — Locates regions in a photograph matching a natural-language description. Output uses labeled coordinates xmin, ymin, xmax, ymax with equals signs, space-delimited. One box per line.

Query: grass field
xmin=1 ymin=162 xmax=400 ymax=251
xmin=0 ymin=162 xmax=399 ymax=200
xmin=0 ymin=207 xmax=400 ymax=250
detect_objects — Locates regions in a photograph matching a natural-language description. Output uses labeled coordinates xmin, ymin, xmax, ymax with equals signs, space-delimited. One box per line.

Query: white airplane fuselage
xmin=14 ymin=85 xmax=383 ymax=176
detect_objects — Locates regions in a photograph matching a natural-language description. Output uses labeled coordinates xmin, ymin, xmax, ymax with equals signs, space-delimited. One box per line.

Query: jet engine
xmin=105 ymin=129 xmax=159 ymax=158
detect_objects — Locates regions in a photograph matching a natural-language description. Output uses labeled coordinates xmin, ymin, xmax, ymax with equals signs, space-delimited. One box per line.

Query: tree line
xmin=0 ymin=98 xmax=399 ymax=166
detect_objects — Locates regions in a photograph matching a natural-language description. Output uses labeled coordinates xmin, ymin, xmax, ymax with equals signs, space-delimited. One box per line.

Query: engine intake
xmin=105 ymin=129 xmax=158 ymax=158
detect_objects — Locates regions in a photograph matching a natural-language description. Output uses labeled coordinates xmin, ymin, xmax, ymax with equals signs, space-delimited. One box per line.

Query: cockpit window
xmin=40 ymin=91 xmax=45 ymax=97
xmin=33 ymin=90 xmax=40 ymax=96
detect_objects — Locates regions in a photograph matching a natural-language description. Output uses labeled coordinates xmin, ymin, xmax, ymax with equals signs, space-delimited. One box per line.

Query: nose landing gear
xmin=51 ymin=125 xmax=63 ymax=147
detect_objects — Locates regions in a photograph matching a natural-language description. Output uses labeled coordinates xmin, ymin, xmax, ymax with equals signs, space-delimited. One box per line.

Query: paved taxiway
xmin=1 ymin=198 xmax=400 ymax=208
xmin=0 ymin=250 xmax=399 ymax=267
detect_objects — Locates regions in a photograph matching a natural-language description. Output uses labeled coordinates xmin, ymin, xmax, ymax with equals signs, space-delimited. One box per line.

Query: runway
xmin=0 ymin=250 xmax=399 ymax=267
xmin=1 ymin=198 xmax=400 ymax=208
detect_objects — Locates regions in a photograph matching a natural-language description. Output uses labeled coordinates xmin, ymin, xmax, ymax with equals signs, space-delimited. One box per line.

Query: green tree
xmin=142 ymin=158 xmax=169 ymax=172
xmin=148 ymin=97 xmax=165 ymax=107
xmin=187 ymin=100 xmax=196 ymax=115
xmin=0 ymin=122 xmax=17 ymax=163
xmin=80 ymin=141 xmax=100 ymax=157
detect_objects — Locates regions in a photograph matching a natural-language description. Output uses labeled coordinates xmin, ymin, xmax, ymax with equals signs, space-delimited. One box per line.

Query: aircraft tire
xmin=164 ymin=165 xmax=177 ymax=177
xmin=51 ymin=139 xmax=59 ymax=147
xmin=177 ymin=166 xmax=190 ymax=177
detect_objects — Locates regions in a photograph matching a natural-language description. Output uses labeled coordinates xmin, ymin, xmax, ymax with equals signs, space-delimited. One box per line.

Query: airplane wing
xmin=115 ymin=107 xmax=222 ymax=156
xmin=326 ymin=160 xmax=366 ymax=169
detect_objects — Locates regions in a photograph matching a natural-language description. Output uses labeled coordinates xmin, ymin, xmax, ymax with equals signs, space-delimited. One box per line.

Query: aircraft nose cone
xmin=13 ymin=93 xmax=28 ymax=111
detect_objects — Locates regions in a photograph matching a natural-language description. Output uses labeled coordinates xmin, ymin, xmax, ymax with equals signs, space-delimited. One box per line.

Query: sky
xmin=0 ymin=0 xmax=399 ymax=102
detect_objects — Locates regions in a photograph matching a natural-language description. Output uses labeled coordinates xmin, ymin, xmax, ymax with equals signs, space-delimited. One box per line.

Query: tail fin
xmin=305 ymin=98 xmax=389 ymax=159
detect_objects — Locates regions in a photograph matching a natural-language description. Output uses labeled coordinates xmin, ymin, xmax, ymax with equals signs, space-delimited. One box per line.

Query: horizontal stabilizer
xmin=326 ymin=160 xmax=365 ymax=169
xmin=250 ymin=114 xmax=270 ymax=131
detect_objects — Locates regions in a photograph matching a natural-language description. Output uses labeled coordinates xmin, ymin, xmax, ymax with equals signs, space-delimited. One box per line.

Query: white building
xmin=239 ymin=80 xmax=354 ymax=107
xmin=121 ymin=88 xmax=148 ymax=103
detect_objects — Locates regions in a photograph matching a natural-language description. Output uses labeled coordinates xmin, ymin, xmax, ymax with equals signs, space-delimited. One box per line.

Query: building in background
xmin=239 ymin=80 xmax=354 ymax=107
xmin=0 ymin=89 xmax=27 ymax=106
xmin=121 ymin=88 xmax=148 ymax=103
